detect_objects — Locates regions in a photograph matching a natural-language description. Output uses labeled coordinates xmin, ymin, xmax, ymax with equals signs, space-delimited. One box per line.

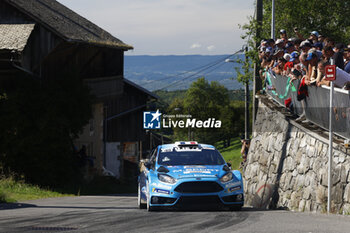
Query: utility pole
xmin=252 ymin=0 xmax=263 ymax=127
xmin=271 ymin=0 xmax=275 ymax=40
xmin=245 ymin=46 xmax=249 ymax=140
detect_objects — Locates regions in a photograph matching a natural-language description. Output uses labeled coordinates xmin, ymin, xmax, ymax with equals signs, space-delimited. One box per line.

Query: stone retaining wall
xmin=243 ymin=96 xmax=350 ymax=214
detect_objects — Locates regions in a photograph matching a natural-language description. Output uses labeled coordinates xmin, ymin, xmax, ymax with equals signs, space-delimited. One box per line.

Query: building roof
xmin=5 ymin=0 xmax=133 ymax=50
xmin=123 ymin=78 xmax=159 ymax=100
xmin=0 ymin=24 xmax=35 ymax=51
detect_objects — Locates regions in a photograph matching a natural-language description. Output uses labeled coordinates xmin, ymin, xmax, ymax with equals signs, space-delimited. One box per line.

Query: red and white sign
xmin=325 ymin=65 xmax=336 ymax=81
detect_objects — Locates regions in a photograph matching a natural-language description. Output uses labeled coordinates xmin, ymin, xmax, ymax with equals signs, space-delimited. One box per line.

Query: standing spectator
xmin=280 ymin=29 xmax=288 ymax=42
xmin=275 ymin=39 xmax=285 ymax=50
xmin=333 ymin=43 xmax=345 ymax=70
xmin=309 ymin=31 xmax=319 ymax=44
xmin=344 ymin=47 xmax=350 ymax=73
xmin=324 ymin=37 xmax=335 ymax=48
xmin=318 ymin=34 xmax=325 ymax=42
xmin=322 ymin=46 xmax=334 ymax=62
xmin=293 ymin=38 xmax=303 ymax=51
xmin=240 ymin=139 xmax=250 ymax=164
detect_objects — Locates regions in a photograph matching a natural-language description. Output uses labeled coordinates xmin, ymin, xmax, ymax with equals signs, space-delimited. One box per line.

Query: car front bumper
xmin=145 ymin=177 xmax=244 ymax=207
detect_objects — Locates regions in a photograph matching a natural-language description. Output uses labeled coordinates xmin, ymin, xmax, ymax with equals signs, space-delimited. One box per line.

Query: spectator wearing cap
xmin=280 ymin=29 xmax=288 ymax=42
xmin=317 ymin=60 xmax=350 ymax=88
xmin=305 ymin=51 xmax=319 ymax=84
xmin=272 ymin=48 xmax=284 ymax=63
xmin=285 ymin=42 xmax=296 ymax=54
xmin=333 ymin=43 xmax=345 ymax=70
xmin=293 ymin=39 xmax=303 ymax=51
xmin=283 ymin=53 xmax=291 ymax=62
xmin=309 ymin=31 xmax=319 ymax=44
xmin=300 ymin=40 xmax=312 ymax=54
xmin=284 ymin=51 xmax=300 ymax=71
xmin=275 ymin=39 xmax=285 ymax=49
xmin=267 ymin=39 xmax=275 ymax=49
xmin=314 ymin=42 xmax=323 ymax=51
xmin=318 ymin=35 xmax=325 ymax=45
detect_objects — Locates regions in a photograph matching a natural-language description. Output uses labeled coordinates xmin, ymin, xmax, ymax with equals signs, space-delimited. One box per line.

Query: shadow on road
xmin=0 ymin=203 xmax=37 ymax=210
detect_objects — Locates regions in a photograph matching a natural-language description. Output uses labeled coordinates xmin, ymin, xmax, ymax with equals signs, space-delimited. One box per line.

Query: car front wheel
xmin=138 ymin=183 xmax=146 ymax=209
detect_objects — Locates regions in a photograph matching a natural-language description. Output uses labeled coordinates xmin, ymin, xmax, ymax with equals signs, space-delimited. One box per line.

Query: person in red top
xmin=284 ymin=51 xmax=299 ymax=71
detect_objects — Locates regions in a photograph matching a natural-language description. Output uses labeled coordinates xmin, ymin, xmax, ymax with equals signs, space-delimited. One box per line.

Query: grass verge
xmin=215 ymin=137 xmax=243 ymax=170
xmin=0 ymin=177 xmax=71 ymax=203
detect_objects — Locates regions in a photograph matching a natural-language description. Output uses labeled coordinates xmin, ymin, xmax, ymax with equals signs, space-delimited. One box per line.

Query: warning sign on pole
xmin=325 ymin=65 xmax=336 ymax=81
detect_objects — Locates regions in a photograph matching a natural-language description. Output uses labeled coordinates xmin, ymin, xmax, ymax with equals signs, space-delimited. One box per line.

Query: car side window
xmin=149 ymin=147 xmax=158 ymax=170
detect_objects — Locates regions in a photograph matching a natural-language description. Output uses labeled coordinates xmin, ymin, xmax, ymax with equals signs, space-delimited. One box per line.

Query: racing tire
xmin=138 ymin=183 xmax=146 ymax=209
xmin=146 ymin=182 xmax=154 ymax=211
xmin=228 ymin=205 xmax=242 ymax=211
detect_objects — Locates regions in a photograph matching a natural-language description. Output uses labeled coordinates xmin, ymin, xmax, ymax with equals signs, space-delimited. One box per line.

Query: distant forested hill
xmin=124 ymin=54 xmax=245 ymax=91
xmin=154 ymin=89 xmax=247 ymax=105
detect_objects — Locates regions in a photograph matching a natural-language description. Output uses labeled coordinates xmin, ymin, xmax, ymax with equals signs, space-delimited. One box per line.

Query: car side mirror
xmin=144 ymin=161 xmax=152 ymax=170
xmin=227 ymin=163 xmax=232 ymax=168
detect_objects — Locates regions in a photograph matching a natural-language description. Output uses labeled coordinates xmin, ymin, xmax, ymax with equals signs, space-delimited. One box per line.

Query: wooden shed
xmin=0 ymin=0 xmax=157 ymax=178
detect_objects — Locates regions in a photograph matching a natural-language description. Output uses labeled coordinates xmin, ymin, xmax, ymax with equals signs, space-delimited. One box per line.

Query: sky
xmin=57 ymin=0 xmax=255 ymax=55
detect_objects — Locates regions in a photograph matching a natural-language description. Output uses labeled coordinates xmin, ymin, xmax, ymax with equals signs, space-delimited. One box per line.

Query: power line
xmin=138 ymin=53 xmax=240 ymax=87
xmin=155 ymin=49 xmax=244 ymax=91
xmin=163 ymin=60 xmax=230 ymax=90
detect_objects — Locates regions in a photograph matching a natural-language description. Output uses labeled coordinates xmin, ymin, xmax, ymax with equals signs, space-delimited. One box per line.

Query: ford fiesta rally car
xmin=138 ymin=141 xmax=244 ymax=211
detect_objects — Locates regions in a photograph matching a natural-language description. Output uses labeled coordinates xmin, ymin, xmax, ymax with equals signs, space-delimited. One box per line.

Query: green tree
xmin=219 ymin=101 xmax=245 ymax=147
xmin=241 ymin=0 xmax=350 ymax=61
xmin=182 ymin=77 xmax=229 ymax=144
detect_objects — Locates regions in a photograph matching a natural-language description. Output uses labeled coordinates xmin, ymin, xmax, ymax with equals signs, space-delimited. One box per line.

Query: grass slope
xmin=0 ymin=177 xmax=71 ymax=203
xmin=215 ymin=137 xmax=243 ymax=171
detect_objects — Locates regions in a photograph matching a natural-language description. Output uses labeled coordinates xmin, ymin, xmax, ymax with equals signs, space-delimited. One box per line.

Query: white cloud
xmin=207 ymin=45 xmax=216 ymax=51
xmin=57 ymin=0 xmax=255 ymax=55
xmin=190 ymin=43 xmax=202 ymax=49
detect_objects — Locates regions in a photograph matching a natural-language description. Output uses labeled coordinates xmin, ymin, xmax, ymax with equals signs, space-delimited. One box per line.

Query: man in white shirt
xmin=317 ymin=60 xmax=350 ymax=88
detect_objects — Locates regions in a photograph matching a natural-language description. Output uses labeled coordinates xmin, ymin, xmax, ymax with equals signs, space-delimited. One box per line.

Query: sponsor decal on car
xmin=151 ymin=182 xmax=172 ymax=189
xmin=152 ymin=188 xmax=170 ymax=194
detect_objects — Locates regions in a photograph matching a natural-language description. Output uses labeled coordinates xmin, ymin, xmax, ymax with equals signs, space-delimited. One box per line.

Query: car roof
xmin=159 ymin=142 xmax=216 ymax=150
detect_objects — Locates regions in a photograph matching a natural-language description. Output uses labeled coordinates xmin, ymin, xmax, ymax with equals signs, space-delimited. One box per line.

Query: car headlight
xmin=158 ymin=174 xmax=177 ymax=184
xmin=220 ymin=172 xmax=233 ymax=183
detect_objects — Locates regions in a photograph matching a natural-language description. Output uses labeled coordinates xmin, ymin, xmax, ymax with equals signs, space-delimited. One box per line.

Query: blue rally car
xmin=138 ymin=141 xmax=244 ymax=211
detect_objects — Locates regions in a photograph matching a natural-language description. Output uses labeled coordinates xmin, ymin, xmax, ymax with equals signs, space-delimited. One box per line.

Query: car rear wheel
xmin=138 ymin=183 xmax=146 ymax=209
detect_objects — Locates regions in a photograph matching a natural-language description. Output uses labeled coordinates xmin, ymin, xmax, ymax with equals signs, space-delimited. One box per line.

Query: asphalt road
xmin=1 ymin=195 xmax=350 ymax=233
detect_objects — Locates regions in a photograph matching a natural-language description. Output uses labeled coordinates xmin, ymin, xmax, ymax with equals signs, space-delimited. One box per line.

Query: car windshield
xmin=157 ymin=149 xmax=225 ymax=166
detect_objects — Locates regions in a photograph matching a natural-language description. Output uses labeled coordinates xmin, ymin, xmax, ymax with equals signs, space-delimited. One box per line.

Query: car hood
xmin=164 ymin=165 xmax=226 ymax=179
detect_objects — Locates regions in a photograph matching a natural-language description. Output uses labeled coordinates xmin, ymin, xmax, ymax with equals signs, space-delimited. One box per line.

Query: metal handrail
xmin=264 ymin=70 xmax=350 ymax=140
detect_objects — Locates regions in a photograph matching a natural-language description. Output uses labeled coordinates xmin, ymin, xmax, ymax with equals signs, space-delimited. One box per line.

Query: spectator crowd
xmin=259 ymin=28 xmax=350 ymax=91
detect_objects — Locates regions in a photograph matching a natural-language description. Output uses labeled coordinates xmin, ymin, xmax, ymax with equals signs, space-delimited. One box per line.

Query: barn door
xmin=105 ymin=142 xmax=121 ymax=179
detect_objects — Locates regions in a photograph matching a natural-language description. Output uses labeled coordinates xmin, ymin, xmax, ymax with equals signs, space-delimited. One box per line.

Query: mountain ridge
xmin=124 ymin=54 xmax=245 ymax=91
